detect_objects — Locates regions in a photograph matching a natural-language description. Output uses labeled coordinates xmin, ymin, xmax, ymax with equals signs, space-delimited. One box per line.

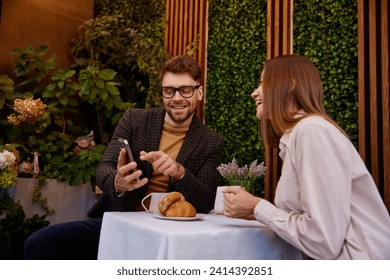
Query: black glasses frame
xmin=160 ymin=85 xmax=201 ymax=99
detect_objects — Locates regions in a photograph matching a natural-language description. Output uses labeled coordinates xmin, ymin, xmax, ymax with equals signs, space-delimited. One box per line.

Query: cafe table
xmin=97 ymin=211 xmax=303 ymax=260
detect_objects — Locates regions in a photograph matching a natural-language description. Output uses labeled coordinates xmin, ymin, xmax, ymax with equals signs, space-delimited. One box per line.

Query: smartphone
xmin=118 ymin=138 xmax=140 ymax=183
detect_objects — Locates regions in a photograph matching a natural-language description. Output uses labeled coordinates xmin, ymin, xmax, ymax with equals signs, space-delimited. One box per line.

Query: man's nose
xmin=172 ymin=90 xmax=183 ymax=100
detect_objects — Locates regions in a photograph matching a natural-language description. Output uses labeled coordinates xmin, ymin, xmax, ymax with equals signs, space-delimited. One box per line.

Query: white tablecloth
xmin=98 ymin=211 xmax=303 ymax=260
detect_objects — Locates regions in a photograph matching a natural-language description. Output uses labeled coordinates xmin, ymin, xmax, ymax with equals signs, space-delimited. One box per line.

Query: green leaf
xmin=98 ymin=69 xmax=117 ymax=80
xmin=106 ymin=83 xmax=120 ymax=95
xmin=103 ymin=97 xmax=114 ymax=110
xmin=59 ymin=94 xmax=69 ymax=105
xmin=94 ymin=77 xmax=105 ymax=89
xmin=46 ymin=83 xmax=56 ymax=91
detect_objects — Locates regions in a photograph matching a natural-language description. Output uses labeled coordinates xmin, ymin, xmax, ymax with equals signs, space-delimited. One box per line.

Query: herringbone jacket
xmin=88 ymin=107 xmax=224 ymax=218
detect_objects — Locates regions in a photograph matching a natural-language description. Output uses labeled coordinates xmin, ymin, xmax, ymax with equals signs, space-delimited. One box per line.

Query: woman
xmin=223 ymin=54 xmax=390 ymax=259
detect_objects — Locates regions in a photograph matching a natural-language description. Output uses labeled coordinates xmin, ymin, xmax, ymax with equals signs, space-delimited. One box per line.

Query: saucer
xmin=153 ymin=212 xmax=204 ymax=221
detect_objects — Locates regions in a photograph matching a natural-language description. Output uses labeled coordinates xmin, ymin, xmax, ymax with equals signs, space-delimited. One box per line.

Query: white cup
xmin=141 ymin=192 xmax=166 ymax=213
xmin=213 ymin=186 xmax=242 ymax=214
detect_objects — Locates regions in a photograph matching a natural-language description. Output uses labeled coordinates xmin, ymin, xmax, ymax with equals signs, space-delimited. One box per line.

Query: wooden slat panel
xmin=183 ymin=0 xmax=189 ymax=52
xmin=266 ymin=0 xmax=274 ymax=59
xmin=369 ymin=0 xmax=379 ymax=184
xmin=380 ymin=0 xmax=390 ymax=211
xmin=165 ymin=0 xmax=206 ymax=57
xmin=357 ymin=0 xmax=367 ymax=162
xmin=164 ymin=0 xmax=208 ymax=120
xmin=174 ymin=0 xmax=181 ymax=53
xmin=358 ymin=0 xmax=389 ymax=212
xmin=264 ymin=0 xmax=293 ymax=202
xmin=188 ymin=0 xmax=194 ymax=51
xmin=178 ymin=0 xmax=184 ymax=55
xmin=274 ymin=0 xmax=281 ymax=56
xmin=282 ymin=0 xmax=291 ymax=54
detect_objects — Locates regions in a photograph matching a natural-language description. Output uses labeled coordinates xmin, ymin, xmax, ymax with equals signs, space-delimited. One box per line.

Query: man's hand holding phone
xmin=115 ymin=138 xmax=147 ymax=195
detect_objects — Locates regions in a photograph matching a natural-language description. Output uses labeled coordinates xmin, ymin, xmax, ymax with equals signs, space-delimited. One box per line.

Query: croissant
xmin=158 ymin=192 xmax=184 ymax=214
xmin=158 ymin=192 xmax=196 ymax=217
xmin=165 ymin=200 xmax=196 ymax=217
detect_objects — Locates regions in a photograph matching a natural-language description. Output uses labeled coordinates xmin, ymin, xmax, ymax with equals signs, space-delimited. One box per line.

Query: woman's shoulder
xmin=295 ymin=115 xmax=330 ymax=127
xmin=293 ymin=115 xmax=340 ymax=134
xmin=291 ymin=115 xmax=349 ymax=144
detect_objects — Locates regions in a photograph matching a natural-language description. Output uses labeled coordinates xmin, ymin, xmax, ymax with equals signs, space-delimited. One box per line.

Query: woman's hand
xmin=223 ymin=187 xmax=262 ymax=220
xmin=115 ymin=148 xmax=148 ymax=193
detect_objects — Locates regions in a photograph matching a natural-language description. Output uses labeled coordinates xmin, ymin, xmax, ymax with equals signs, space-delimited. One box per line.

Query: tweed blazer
xmin=88 ymin=107 xmax=224 ymax=218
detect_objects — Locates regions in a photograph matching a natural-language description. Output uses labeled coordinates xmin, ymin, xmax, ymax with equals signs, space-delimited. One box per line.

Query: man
xmin=24 ymin=55 xmax=224 ymax=259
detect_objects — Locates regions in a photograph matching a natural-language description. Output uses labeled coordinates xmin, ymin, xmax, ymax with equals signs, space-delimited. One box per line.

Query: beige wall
xmin=0 ymin=0 xmax=94 ymax=75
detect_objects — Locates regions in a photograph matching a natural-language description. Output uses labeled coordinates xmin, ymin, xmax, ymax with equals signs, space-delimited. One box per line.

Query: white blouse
xmin=254 ymin=116 xmax=390 ymax=259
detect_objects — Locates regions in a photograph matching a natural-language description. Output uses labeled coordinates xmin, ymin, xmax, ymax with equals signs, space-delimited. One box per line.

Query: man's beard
xmin=166 ymin=106 xmax=195 ymax=124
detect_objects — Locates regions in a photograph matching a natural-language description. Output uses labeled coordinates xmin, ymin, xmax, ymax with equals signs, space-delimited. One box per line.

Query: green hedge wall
xmin=205 ymin=0 xmax=267 ymax=167
xmin=293 ymin=0 xmax=358 ymax=146
xmin=206 ymin=0 xmax=358 ymax=162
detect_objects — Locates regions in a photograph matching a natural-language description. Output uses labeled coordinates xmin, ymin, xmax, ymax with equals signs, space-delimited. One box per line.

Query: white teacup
xmin=141 ymin=192 xmax=166 ymax=213
xmin=213 ymin=186 xmax=242 ymax=214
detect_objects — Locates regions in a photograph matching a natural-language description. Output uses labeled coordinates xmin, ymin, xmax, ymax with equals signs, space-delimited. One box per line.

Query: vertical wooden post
xmin=358 ymin=0 xmax=390 ymax=212
xmin=264 ymin=0 xmax=293 ymax=202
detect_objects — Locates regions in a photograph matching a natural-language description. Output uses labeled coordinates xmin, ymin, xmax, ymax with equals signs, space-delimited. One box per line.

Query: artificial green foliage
xmin=10 ymin=46 xmax=55 ymax=91
xmin=293 ymin=0 xmax=358 ymax=146
xmin=66 ymin=145 xmax=106 ymax=187
xmin=0 ymin=46 xmax=119 ymax=183
xmin=0 ymin=191 xmax=49 ymax=259
xmin=1 ymin=46 xmax=78 ymax=180
xmin=1 ymin=1 xmax=167 ymax=191
xmin=32 ymin=178 xmax=55 ymax=215
xmin=206 ymin=0 xmax=267 ymax=170
xmin=94 ymin=0 xmax=166 ymax=39
xmin=74 ymin=1 xmax=169 ymax=109
xmin=0 ymin=76 xmax=15 ymax=111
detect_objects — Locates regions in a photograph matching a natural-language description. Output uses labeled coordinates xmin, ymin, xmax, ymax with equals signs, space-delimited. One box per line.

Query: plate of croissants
xmin=154 ymin=192 xmax=204 ymax=221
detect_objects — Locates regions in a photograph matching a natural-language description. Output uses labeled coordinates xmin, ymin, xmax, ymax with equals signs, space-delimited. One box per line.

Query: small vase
xmin=230 ymin=180 xmax=255 ymax=194
xmin=230 ymin=179 xmax=249 ymax=187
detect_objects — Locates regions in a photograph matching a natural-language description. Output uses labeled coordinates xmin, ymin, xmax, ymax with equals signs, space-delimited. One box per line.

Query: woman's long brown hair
xmin=261 ymin=54 xmax=348 ymax=148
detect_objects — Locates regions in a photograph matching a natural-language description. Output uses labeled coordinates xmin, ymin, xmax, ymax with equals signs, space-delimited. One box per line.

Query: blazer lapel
xmin=176 ymin=115 xmax=204 ymax=165
xmin=145 ymin=107 xmax=165 ymax=178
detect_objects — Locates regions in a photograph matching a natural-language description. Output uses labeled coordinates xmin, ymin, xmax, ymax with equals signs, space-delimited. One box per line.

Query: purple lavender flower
xmin=217 ymin=158 xmax=266 ymax=193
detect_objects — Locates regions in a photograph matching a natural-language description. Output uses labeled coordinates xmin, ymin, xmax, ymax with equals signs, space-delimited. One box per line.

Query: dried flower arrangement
xmin=217 ymin=158 xmax=266 ymax=195
xmin=7 ymin=98 xmax=47 ymax=125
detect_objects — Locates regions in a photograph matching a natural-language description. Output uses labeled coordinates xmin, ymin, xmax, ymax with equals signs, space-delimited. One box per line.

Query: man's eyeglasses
xmin=161 ymin=85 xmax=201 ymax=99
